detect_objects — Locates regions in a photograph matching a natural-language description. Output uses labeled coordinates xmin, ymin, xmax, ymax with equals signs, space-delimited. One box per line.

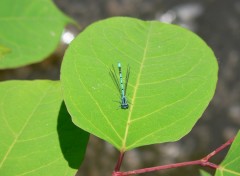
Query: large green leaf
xmin=0 ymin=81 xmax=89 ymax=175
xmin=0 ymin=0 xmax=72 ymax=69
xmin=0 ymin=45 xmax=11 ymax=59
xmin=215 ymin=131 xmax=240 ymax=176
xmin=61 ymin=17 xmax=218 ymax=151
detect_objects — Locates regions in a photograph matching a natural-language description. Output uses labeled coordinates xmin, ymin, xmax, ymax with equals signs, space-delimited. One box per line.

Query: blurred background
xmin=1 ymin=0 xmax=240 ymax=175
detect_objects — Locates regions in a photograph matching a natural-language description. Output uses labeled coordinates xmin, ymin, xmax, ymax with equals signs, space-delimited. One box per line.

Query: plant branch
xmin=115 ymin=151 xmax=125 ymax=172
xmin=202 ymin=136 xmax=235 ymax=161
xmin=112 ymin=136 xmax=235 ymax=176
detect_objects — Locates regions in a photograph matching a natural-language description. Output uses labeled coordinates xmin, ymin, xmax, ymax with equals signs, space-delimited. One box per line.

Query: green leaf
xmin=215 ymin=131 xmax=240 ymax=176
xmin=61 ymin=17 xmax=218 ymax=151
xmin=0 ymin=0 xmax=72 ymax=69
xmin=0 ymin=45 xmax=11 ymax=58
xmin=200 ymin=170 xmax=212 ymax=176
xmin=0 ymin=81 xmax=89 ymax=175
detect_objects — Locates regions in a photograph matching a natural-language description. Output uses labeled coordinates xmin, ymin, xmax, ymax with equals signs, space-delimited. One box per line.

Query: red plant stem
xmin=112 ymin=136 xmax=235 ymax=176
xmin=202 ymin=137 xmax=235 ymax=161
xmin=114 ymin=160 xmax=217 ymax=176
xmin=115 ymin=151 xmax=125 ymax=171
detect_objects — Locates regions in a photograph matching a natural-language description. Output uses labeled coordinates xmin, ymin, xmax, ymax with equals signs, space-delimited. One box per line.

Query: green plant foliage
xmin=200 ymin=170 xmax=212 ymax=176
xmin=0 ymin=0 xmax=72 ymax=69
xmin=215 ymin=131 xmax=240 ymax=176
xmin=0 ymin=45 xmax=11 ymax=58
xmin=0 ymin=81 xmax=89 ymax=175
xmin=61 ymin=17 xmax=218 ymax=151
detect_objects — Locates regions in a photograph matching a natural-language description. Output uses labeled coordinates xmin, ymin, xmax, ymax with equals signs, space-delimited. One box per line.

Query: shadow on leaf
xmin=57 ymin=102 xmax=89 ymax=169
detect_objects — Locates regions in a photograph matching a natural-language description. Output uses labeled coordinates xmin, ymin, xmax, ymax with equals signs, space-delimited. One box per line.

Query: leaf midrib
xmin=121 ymin=22 xmax=153 ymax=151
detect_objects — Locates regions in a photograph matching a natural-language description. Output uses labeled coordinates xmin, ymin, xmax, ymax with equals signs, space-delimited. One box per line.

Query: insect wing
xmin=124 ymin=65 xmax=130 ymax=96
xmin=109 ymin=65 xmax=121 ymax=96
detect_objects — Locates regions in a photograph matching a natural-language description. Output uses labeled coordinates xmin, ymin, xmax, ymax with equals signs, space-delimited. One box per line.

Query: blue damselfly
xmin=109 ymin=62 xmax=130 ymax=109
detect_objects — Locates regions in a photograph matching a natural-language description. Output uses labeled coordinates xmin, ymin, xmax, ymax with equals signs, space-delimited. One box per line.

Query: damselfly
xmin=109 ymin=62 xmax=130 ymax=109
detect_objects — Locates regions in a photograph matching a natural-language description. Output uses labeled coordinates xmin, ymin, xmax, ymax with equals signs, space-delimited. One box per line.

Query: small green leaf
xmin=200 ymin=170 xmax=212 ymax=176
xmin=61 ymin=17 xmax=218 ymax=151
xmin=215 ymin=131 xmax=240 ymax=176
xmin=0 ymin=81 xmax=89 ymax=175
xmin=0 ymin=0 xmax=73 ymax=69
